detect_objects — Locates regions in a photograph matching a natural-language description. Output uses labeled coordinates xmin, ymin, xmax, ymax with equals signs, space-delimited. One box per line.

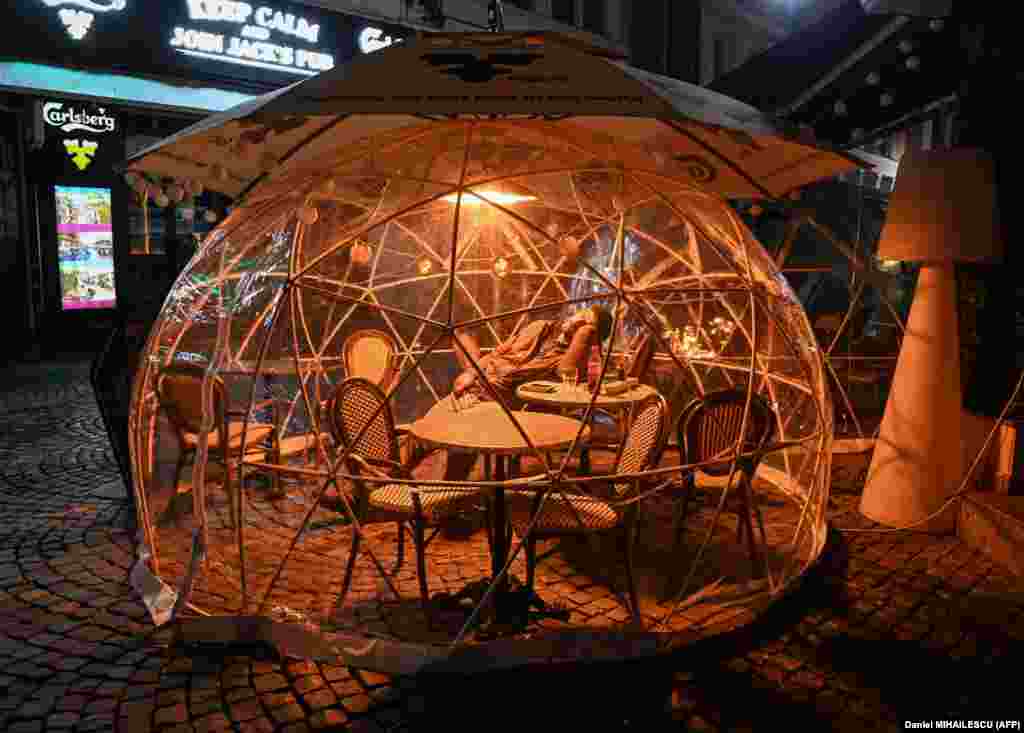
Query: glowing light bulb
xmin=866 ymin=71 xmax=880 ymax=86
xmin=351 ymin=242 xmax=372 ymax=266
xmin=441 ymin=190 xmax=537 ymax=206
xmin=416 ymin=257 xmax=433 ymax=275
xmin=493 ymin=256 xmax=509 ymax=278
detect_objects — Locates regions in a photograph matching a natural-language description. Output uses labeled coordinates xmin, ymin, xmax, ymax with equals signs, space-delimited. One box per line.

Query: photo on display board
xmin=56 ymin=185 xmax=116 ymax=310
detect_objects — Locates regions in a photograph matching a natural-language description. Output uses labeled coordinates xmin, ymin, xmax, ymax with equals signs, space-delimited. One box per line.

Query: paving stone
xmin=2 ymin=360 xmax=1023 ymax=732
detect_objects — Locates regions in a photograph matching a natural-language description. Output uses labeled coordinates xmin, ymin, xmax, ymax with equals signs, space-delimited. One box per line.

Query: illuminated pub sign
xmin=40 ymin=99 xmax=123 ymax=179
xmin=4 ymin=0 xmax=411 ymax=91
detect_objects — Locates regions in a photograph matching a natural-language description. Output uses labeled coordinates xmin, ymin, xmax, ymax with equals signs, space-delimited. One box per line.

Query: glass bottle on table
xmin=558 ymin=364 xmax=578 ymax=393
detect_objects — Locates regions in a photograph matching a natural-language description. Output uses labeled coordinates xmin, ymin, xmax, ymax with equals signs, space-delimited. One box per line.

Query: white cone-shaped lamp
xmin=861 ymin=147 xmax=1002 ymax=531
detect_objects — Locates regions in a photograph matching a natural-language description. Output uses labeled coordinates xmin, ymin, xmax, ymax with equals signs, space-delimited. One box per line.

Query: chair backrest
xmin=343 ymin=330 xmax=400 ymax=392
xmin=624 ymin=330 xmax=656 ymax=381
xmin=677 ymin=389 xmax=775 ymax=478
xmin=156 ymin=363 xmax=226 ymax=441
xmin=328 ymin=377 xmax=400 ymax=466
xmin=613 ymin=393 xmax=669 ymax=496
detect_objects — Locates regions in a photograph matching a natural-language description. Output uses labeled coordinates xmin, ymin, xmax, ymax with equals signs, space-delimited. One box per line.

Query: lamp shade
xmin=877 ymin=147 xmax=1002 ymax=263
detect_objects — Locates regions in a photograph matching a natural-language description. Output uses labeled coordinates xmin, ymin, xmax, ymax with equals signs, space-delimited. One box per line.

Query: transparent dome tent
xmin=125 ymin=32 xmax=858 ymax=669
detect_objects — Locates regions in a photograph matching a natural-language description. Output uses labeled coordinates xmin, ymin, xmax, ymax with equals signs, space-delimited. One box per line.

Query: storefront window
xmin=127 ymin=187 xmax=166 ymax=255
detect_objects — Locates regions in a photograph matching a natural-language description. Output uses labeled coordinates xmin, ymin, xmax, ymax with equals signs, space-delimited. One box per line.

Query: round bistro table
xmin=408 ymin=402 xmax=588 ymax=624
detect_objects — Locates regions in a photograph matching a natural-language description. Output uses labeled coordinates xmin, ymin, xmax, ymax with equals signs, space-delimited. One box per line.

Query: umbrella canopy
xmin=125 ymin=31 xmax=861 ymax=202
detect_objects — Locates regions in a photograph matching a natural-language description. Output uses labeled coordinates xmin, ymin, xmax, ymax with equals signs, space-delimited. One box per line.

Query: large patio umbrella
xmin=124 ymin=32 xmax=862 ymax=676
xmin=125 ymin=31 xmax=859 ymax=203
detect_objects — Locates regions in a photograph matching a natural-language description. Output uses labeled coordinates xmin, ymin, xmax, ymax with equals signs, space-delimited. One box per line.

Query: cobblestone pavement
xmin=1 ymin=360 xmax=1022 ymax=732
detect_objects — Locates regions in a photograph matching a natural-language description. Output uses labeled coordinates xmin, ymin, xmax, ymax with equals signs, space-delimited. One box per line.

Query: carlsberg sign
xmin=43 ymin=102 xmax=118 ymax=134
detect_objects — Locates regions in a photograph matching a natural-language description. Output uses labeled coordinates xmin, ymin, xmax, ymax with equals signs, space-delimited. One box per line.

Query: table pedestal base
xmin=433 ymin=576 xmax=571 ymax=636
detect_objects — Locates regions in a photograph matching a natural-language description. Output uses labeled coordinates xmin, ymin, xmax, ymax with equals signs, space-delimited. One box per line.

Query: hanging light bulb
xmin=865 ymin=71 xmax=881 ymax=86
xmin=298 ymin=202 xmax=319 ymax=226
xmin=905 ymin=56 xmax=921 ymax=71
xmin=897 ymin=39 xmax=914 ymax=54
xmin=833 ymin=100 xmax=848 ymax=117
xmin=416 ymin=257 xmax=433 ymax=276
xmin=880 ymin=92 xmax=894 ymax=107
xmin=929 ymin=18 xmax=944 ymax=31
xmin=558 ymin=235 xmax=581 ymax=261
xmin=351 ymin=242 xmax=372 ymax=266
xmin=493 ymin=256 xmax=510 ymax=278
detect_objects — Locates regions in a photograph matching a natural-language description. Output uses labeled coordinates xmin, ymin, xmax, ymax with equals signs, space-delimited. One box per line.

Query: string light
xmin=416 ymin=257 xmax=433 ymax=275
xmin=493 ymin=256 xmax=509 ymax=278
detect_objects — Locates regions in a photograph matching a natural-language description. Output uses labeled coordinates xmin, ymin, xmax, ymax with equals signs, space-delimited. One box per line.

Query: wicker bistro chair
xmin=669 ymin=389 xmax=776 ymax=592
xmin=508 ymin=393 xmax=669 ymax=625
xmin=343 ymin=329 xmax=401 ymax=393
xmin=155 ymin=364 xmax=276 ymax=506
xmin=329 ymin=378 xmax=483 ymax=611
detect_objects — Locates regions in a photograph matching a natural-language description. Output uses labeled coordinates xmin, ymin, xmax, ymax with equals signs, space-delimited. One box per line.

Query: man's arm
xmin=557 ymin=324 xmax=598 ymax=377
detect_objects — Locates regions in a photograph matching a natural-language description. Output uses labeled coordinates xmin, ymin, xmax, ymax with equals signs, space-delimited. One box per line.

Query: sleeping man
xmin=409 ymin=304 xmax=614 ymax=482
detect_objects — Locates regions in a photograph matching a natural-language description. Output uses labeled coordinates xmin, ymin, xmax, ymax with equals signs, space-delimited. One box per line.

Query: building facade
xmin=0 ymin=0 xmax=421 ymax=360
xmin=0 ymin=0 xmax=818 ymax=361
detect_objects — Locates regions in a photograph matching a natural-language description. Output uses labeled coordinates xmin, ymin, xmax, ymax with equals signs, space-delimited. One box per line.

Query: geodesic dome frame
xmin=124 ymin=32 xmax=851 ymax=664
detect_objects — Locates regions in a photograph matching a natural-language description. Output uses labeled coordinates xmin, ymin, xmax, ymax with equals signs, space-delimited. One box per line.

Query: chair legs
xmin=339 ymin=526 xmax=361 ymax=609
xmin=732 ymin=478 xmax=765 ymax=576
xmin=412 ymin=519 xmax=430 ymax=612
xmin=173 ymin=451 xmax=192 ymax=494
xmin=665 ymin=481 xmax=694 ymax=600
xmin=622 ymin=511 xmax=641 ymax=627
xmin=393 ymin=521 xmax=406 ymax=574
xmin=525 ymin=533 xmax=538 ymax=593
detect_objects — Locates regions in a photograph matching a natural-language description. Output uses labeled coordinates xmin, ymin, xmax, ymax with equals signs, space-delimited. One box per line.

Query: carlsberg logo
xmin=43 ymin=103 xmax=117 ymax=134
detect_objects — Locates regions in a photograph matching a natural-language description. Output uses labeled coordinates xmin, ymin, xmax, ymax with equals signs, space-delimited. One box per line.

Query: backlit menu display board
xmin=56 ymin=185 xmax=117 ymax=310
